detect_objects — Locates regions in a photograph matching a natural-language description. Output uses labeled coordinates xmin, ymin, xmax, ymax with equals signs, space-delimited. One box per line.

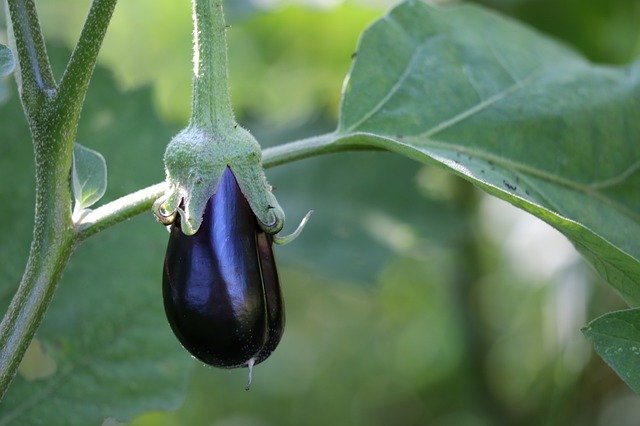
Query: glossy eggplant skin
xmin=163 ymin=167 xmax=284 ymax=368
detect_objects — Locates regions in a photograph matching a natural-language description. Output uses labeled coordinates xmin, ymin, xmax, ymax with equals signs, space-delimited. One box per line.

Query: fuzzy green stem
xmin=0 ymin=0 xmax=119 ymax=400
xmin=77 ymin=182 xmax=168 ymax=241
xmin=0 ymin=131 xmax=76 ymax=399
xmin=6 ymin=0 xmax=56 ymax=115
xmin=55 ymin=0 xmax=118 ymax=137
xmin=189 ymin=0 xmax=235 ymax=129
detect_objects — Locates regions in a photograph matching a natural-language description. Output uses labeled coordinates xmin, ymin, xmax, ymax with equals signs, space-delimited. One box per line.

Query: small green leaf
xmin=330 ymin=0 xmax=640 ymax=304
xmin=0 ymin=44 xmax=15 ymax=78
xmin=72 ymin=143 xmax=107 ymax=212
xmin=583 ymin=309 xmax=640 ymax=393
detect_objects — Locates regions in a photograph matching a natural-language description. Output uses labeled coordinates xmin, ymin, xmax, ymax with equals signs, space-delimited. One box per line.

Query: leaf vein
xmin=420 ymin=70 xmax=539 ymax=139
xmin=588 ymin=159 xmax=640 ymax=190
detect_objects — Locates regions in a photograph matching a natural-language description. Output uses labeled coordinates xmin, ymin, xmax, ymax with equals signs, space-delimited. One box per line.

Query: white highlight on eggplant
xmin=245 ymin=358 xmax=256 ymax=391
xmin=273 ymin=210 xmax=314 ymax=245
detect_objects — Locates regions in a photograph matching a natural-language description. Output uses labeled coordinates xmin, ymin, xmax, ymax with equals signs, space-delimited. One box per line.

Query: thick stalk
xmin=0 ymin=126 xmax=75 ymax=399
xmin=189 ymin=0 xmax=235 ymax=129
xmin=55 ymin=0 xmax=118 ymax=137
xmin=0 ymin=0 xmax=118 ymax=400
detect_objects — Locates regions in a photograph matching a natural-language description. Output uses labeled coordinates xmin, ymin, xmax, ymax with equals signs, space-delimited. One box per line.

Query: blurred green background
xmin=1 ymin=0 xmax=640 ymax=425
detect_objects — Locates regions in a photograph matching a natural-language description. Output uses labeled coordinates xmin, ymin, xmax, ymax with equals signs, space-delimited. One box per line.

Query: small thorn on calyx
xmin=245 ymin=358 xmax=256 ymax=391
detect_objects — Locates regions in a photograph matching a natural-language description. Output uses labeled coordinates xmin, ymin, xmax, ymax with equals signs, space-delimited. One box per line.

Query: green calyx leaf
xmin=0 ymin=44 xmax=15 ymax=78
xmin=325 ymin=0 xmax=640 ymax=305
xmin=583 ymin=309 xmax=640 ymax=393
xmin=157 ymin=124 xmax=284 ymax=235
xmin=72 ymin=143 xmax=108 ymax=217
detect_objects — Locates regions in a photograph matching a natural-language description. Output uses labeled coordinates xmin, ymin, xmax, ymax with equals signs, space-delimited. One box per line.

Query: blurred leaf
xmin=317 ymin=0 xmax=640 ymax=304
xmin=229 ymin=5 xmax=381 ymax=123
xmin=473 ymin=0 xmax=640 ymax=64
xmin=0 ymin=47 xmax=191 ymax=425
xmin=36 ymin=0 xmax=383 ymax=123
xmin=0 ymin=44 xmax=14 ymax=77
xmin=269 ymin=152 xmax=467 ymax=284
xmin=17 ymin=339 xmax=57 ymax=381
xmin=72 ymin=143 xmax=107 ymax=211
xmin=583 ymin=309 xmax=640 ymax=393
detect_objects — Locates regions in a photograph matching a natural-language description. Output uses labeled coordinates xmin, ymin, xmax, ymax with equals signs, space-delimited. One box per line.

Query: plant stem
xmin=189 ymin=0 xmax=235 ymax=129
xmin=0 ymin=131 xmax=76 ymax=399
xmin=6 ymin=0 xmax=56 ymax=115
xmin=55 ymin=0 xmax=118 ymax=136
xmin=0 ymin=0 xmax=119 ymax=400
xmin=77 ymin=182 xmax=167 ymax=240
xmin=262 ymin=133 xmax=341 ymax=167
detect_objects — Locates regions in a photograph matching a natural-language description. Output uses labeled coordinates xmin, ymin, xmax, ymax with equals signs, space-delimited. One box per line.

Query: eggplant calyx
xmin=154 ymin=124 xmax=285 ymax=235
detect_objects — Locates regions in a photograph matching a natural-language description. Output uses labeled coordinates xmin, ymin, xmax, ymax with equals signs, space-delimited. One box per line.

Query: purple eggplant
xmin=163 ymin=166 xmax=284 ymax=368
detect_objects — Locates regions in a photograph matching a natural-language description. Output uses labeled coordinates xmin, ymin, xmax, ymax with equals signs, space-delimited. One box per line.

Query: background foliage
xmin=1 ymin=0 xmax=639 ymax=424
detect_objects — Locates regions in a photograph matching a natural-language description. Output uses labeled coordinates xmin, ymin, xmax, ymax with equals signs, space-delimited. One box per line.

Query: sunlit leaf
xmin=583 ymin=309 xmax=640 ymax=393
xmin=320 ymin=0 xmax=640 ymax=305
xmin=72 ymin=143 xmax=107 ymax=211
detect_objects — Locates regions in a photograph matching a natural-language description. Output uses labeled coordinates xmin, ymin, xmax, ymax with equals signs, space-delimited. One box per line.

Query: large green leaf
xmin=315 ymin=0 xmax=640 ymax=304
xmin=0 ymin=49 xmax=191 ymax=424
xmin=583 ymin=308 xmax=640 ymax=393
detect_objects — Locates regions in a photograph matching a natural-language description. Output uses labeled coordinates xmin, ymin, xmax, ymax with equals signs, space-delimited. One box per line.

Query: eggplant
xmin=163 ymin=166 xmax=284 ymax=369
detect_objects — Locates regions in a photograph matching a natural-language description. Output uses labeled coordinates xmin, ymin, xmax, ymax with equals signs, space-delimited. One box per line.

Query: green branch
xmin=0 ymin=111 xmax=76 ymax=400
xmin=55 ymin=0 xmax=118 ymax=136
xmin=0 ymin=0 xmax=119 ymax=401
xmin=6 ymin=0 xmax=56 ymax=114
xmin=77 ymin=183 xmax=167 ymax=241
xmin=189 ymin=0 xmax=235 ymax=129
xmin=0 ymin=224 xmax=75 ymax=399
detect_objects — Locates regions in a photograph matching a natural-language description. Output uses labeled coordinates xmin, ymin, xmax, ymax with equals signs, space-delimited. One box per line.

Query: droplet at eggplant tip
xmin=153 ymin=0 xmax=310 ymax=389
